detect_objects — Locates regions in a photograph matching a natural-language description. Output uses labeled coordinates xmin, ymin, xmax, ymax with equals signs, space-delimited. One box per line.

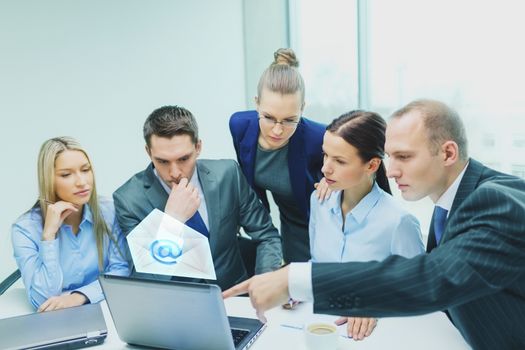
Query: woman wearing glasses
xmin=229 ymin=48 xmax=326 ymax=264
xmin=11 ymin=137 xmax=129 ymax=311
xmin=309 ymin=110 xmax=424 ymax=340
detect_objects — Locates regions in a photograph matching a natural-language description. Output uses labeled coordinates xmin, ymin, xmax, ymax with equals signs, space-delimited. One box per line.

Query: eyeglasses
xmin=258 ymin=115 xmax=300 ymax=129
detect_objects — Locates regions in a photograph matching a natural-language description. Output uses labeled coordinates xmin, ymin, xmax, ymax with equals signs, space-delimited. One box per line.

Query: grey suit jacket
xmin=113 ymin=159 xmax=282 ymax=290
xmin=310 ymin=159 xmax=525 ymax=349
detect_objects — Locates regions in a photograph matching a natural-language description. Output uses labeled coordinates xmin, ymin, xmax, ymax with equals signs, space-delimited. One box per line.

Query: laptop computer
xmin=99 ymin=274 xmax=265 ymax=350
xmin=0 ymin=303 xmax=107 ymax=350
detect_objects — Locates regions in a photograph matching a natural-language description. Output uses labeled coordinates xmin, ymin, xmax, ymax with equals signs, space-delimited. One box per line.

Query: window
xmin=290 ymin=0 xmax=359 ymax=121
xmin=290 ymin=0 xmax=525 ymax=234
xmin=512 ymin=165 xmax=525 ymax=179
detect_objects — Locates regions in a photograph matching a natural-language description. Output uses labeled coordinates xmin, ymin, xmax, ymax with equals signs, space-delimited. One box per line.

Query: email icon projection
xmin=127 ymin=209 xmax=216 ymax=280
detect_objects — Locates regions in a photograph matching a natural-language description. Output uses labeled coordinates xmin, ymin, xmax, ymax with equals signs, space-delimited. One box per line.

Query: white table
xmin=0 ymin=284 xmax=470 ymax=349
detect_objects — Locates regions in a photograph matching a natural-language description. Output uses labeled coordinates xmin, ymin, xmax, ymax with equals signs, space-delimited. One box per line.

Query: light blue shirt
xmin=11 ymin=197 xmax=130 ymax=309
xmin=309 ymin=182 xmax=424 ymax=263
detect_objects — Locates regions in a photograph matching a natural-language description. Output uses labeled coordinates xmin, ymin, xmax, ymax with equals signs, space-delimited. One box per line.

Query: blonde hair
xmin=257 ymin=48 xmax=305 ymax=104
xmin=37 ymin=137 xmax=116 ymax=270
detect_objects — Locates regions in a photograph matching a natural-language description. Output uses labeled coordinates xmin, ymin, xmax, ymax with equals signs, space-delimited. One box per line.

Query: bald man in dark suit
xmin=224 ymin=100 xmax=525 ymax=349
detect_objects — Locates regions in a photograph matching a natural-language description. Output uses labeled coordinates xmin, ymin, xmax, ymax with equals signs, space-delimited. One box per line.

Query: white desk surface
xmin=0 ymin=284 xmax=470 ymax=350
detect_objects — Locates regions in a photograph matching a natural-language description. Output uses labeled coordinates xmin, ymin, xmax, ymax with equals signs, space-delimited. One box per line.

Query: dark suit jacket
xmin=310 ymin=159 xmax=525 ymax=349
xmin=229 ymin=110 xmax=325 ymax=261
xmin=113 ymin=159 xmax=283 ymax=290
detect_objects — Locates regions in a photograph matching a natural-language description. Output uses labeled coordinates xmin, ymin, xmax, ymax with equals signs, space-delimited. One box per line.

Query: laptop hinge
xmin=86 ymin=331 xmax=103 ymax=338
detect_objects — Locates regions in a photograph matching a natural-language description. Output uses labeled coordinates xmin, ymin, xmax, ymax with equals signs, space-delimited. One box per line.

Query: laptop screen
xmin=99 ymin=274 xmax=264 ymax=350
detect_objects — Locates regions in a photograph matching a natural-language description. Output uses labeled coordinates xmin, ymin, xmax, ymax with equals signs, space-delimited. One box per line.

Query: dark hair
xmin=391 ymin=99 xmax=468 ymax=160
xmin=143 ymin=105 xmax=199 ymax=147
xmin=326 ymin=110 xmax=391 ymax=194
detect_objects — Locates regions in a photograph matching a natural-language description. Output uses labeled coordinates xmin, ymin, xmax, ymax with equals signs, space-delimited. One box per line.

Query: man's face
xmin=146 ymin=134 xmax=201 ymax=189
xmin=385 ymin=111 xmax=448 ymax=202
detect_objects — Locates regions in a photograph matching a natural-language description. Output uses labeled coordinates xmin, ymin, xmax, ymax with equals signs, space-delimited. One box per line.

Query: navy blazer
xmin=310 ymin=159 xmax=525 ymax=349
xmin=229 ymin=110 xmax=325 ymax=219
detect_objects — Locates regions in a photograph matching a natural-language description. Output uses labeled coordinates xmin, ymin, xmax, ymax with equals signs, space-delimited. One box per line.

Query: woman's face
xmin=54 ymin=150 xmax=94 ymax=206
xmin=321 ymin=131 xmax=376 ymax=191
xmin=256 ymin=87 xmax=303 ymax=150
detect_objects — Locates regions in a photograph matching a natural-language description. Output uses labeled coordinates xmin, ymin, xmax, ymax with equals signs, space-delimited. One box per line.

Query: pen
xmin=39 ymin=198 xmax=55 ymax=205
xmin=39 ymin=198 xmax=80 ymax=208
xmin=280 ymin=323 xmax=303 ymax=330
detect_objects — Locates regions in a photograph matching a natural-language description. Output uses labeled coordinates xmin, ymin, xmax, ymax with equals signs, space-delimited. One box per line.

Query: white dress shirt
xmin=435 ymin=162 xmax=469 ymax=214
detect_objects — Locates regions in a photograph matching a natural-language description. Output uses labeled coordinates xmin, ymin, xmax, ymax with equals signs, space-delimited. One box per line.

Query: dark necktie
xmin=185 ymin=210 xmax=209 ymax=238
xmin=433 ymin=206 xmax=448 ymax=244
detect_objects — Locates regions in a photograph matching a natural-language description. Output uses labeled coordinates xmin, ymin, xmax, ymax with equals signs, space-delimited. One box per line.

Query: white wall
xmin=243 ymin=0 xmax=290 ymax=108
xmin=0 ymin=0 xmax=247 ymax=281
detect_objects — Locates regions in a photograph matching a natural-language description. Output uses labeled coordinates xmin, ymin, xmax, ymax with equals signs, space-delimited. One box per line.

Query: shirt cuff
xmin=288 ymin=262 xmax=313 ymax=302
xmin=72 ymin=280 xmax=103 ymax=304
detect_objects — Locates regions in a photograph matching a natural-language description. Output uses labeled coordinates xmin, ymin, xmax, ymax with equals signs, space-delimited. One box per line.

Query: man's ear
xmin=145 ymin=144 xmax=151 ymax=157
xmin=195 ymin=140 xmax=202 ymax=156
xmin=442 ymin=141 xmax=460 ymax=166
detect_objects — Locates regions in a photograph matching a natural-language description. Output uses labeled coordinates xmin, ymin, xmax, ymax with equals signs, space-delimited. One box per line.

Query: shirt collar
xmin=79 ymin=203 xmax=93 ymax=227
xmin=328 ymin=182 xmax=382 ymax=224
xmin=435 ymin=161 xmax=469 ymax=211
xmin=153 ymin=166 xmax=202 ymax=194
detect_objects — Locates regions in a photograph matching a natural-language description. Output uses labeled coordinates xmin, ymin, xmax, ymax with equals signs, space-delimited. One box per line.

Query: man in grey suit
xmin=224 ymin=99 xmax=525 ymax=349
xmin=113 ymin=105 xmax=282 ymax=290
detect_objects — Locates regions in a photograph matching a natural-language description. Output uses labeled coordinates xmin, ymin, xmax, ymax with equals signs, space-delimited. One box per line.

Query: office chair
xmin=237 ymin=236 xmax=257 ymax=278
xmin=0 ymin=269 xmax=21 ymax=295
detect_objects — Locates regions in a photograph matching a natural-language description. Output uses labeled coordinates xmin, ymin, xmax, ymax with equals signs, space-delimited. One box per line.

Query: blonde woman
xmin=11 ymin=137 xmax=129 ymax=311
xmin=230 ymin=48 xmax=327 ymax=264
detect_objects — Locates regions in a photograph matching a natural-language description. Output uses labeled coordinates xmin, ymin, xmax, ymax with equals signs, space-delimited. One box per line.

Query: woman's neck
xmin=341 ymin=178 xmax=374 ymax=218
xmin=63 ymin=205 xmax=84 ymax=234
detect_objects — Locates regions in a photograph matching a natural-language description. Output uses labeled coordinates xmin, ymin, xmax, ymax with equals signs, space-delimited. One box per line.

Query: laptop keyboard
xmin=231 ymin=328 xmax=250 ymax=346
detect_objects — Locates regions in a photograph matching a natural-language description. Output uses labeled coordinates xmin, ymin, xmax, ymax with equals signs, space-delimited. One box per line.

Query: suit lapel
xmin=288 ymin=119 xmax=308 ymax=216
xmin=448 ymin=159 xmax=483 ymax=217
xmin=197 ymin=161 xmax=219 ymax=247
xmin=426 ymin=214 xmax=438 ymax=252
xmin=239 ymin=116 xmax=260 ymax=187
xmin=439 ymin=159 xmax=484 ymax=245
xmin=143 ymin=163 xmax=169 ymax=210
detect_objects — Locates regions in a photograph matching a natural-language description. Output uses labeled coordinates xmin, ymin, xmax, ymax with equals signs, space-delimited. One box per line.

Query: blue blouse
xmin=11 ymin=197 xmax=130 ymax=308
xmin=309 ymin=183 xmax=425 ymax=262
